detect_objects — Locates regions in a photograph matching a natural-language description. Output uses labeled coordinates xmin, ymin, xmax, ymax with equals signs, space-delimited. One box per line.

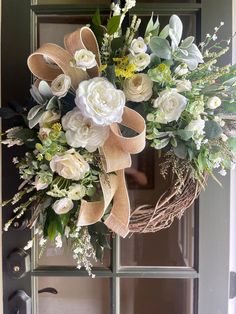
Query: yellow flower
xmin=52 ymin=123 xmax=62 ymax=132
xmin=99 ymin=64 xmax=108 ymax=72
xmin=113 ymin=56 xmax=136 ymax=79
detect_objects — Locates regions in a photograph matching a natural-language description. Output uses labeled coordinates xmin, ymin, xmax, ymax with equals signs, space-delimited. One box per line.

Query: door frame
xmin=1 ymin=1 xmax=236 ymax=313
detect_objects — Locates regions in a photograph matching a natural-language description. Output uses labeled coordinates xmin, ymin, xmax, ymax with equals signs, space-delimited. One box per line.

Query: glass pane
xmin=37 ymin=277 xmax=111 ymax=314
xmin=120 ymin=205 xmax=195 ymax=267
xmin=120 ymin=279 xmax=195 ymax=314
xmin=35 ymin=0 xmax=109 ymax=4
xmin=35 ymin=237 xmax=111 ymax=267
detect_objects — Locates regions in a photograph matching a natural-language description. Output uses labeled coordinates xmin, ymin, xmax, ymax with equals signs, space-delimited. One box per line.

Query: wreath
xmin=2 ymin=1 xmax=236 ymax=274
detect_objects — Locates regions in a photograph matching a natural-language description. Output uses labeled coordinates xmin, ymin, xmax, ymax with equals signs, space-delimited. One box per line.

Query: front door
xmin=1 ymin=0 xmax=234 ymax=313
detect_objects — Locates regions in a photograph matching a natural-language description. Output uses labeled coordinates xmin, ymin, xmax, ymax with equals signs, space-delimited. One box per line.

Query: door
xmin=1 ymin=0 xmax=235 ymax=313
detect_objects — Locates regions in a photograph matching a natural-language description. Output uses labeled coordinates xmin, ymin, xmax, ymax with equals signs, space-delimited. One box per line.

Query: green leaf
xmin=176 ymin=129 xmax=193 ymax=141
xmin=154 ymin=137 xmax=170 ymax=149
xmin=145 ymin=13 xmax=160 ymax=38
xmin=111 ymin=36 xmax=125 ymax=52
xmin=180 ymin=36 xmax=195 ymax=49
xmin=98 ymin=234 xmax=111 ymax=249
xmin=159 ymin=25 xmax=170 ymax=39
xmin=221 ymin=101 xmax=236 ymax=114
xmin=107 ymin=15 xmax=121 ymax=35
xmin=204 ymin=120 xmax=223 ymax=139
xmin=92 ymin=8 xmax=101 ymax=26
xmin=48 ymin=221 xmax=57 ymax=241
xmin=173 ymin=141 xmax=188 ymax=159
xmin=149 ymin=37 xmax=172 ymax=60
xmin=227 ymin=137 xmax=236 ymax=152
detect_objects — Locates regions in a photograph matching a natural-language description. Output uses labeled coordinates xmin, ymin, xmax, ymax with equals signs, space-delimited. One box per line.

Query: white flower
xmin=24 ymin=240 xmax=33 ymax=251
xmin=212 ymin=34 xmax=218 ymax=41
xmin=51 ymin=74 xmax=71 ymax=98
xmin=220 ymin=21 xmax=225 ymax=26
xmin=129 ymin=37 xmax=147 ymax=55
xmin=68 ymin=184 xmax=86 ymax=200
xmin=185 ymin=118 xmax=205 ymax=135
xmin=174 ymin=64 xmax=189 ymax=76
xmin=53 ymin=197 xmax=74 ymax=215
xmin=39 ymin=110 xmax=61 ymax=127
xmin=219 ymin=169 xmax=227 ymax=176
xmin=62 ymin=108 xmax=109 ymax=152
xmin=129 ymin=52 xmax=150 ymax=71
xmin=75 ymin=77 xmax=125 ymax=126
xmin=221 ymin=133 xmax=228 ymax=142
xmin=124 ymin=0 xmax=136 ymax=10
xmin=124 ymin=74 xmax=153 ymax=102
xmin=65 ymin=226 xmax=71 ymax=238
xmin=207 ymin=96 xmax=221 ymax=109
xmin=39 ymin=237 xmax=47 ymax=247
xmin=176 ymin=80 xmax=192 ymax=93
xmin=50 ymin=150 xmax=89 ymax=180
xmin=153 ymin=90 xmax=188 ymax=124
xmin=74 ymin=49 xmax=97 ymax=71
xmin=12 ymin=157 xmax=19 ymax=164
xmin=111 ymin=2 xmax=121 ymax=15
xmin=55 ymin=234 xmax=63 ymax=248
xmin=33 ymin=176 xmax=49 ymax=191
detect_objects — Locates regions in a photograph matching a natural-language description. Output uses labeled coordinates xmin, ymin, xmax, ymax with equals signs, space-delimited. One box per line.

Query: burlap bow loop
xmin=27 ymin=27 xmax=146 ymax=238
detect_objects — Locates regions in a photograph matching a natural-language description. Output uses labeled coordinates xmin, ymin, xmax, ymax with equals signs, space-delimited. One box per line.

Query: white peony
xmin=34 ymin=176 xmax=49 ymax=191
xmin=39 ymin=110 xmax=61 ymax=127
xmin=207 ymin=96 xmax=221 ymax=109
xmin=153 ymin=90 xmax=188 ymax=123
xmin=129 ymin=37 xmax=147 ymax=55
xmin=68 ymin=184 xmax=86 ymax=200
xmin=185 ymin=118 xmax=205 ymax=135
xmin=74 ymin=49 xmax=97 ymax=70
xmin=129 ymin=52 xmax=150 ymax=71
xmin=62 ymin=108 xmax=109 ymax=152
xmin=75 ymin=77 xmax=125 ymax=126
xmin=53 ymin=197 xmax=74 ymax=215
xmin=51 ymin=74 xmax=71 ymax=98
xmin=50 ymin=150 xmax=89 ymax=180
xmin=176 ymin=80 xmax=192 ymax=93
xmin=124 ymin=74 xmax=153 ymax=102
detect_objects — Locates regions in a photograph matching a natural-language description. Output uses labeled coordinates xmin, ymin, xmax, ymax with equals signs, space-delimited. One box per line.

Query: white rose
xmin=207 ymin=96 xmax=221 ymax=109
xmin=185 ymin=118 xmax=205 ymax=135
xmin=62 ymin=108 xmax=109 ymax=152
xmin=50 ymin=151 xmax=89 ymax=180
xmin=129 ymin=37 xmax=147 ymax=55
xmin=74 ymin=49 xmax=97 ymax=70
xmin=39 ymin=110 xmax=61 ymax=127
xmin=68 ymin=184 xmax=86 ymax=200
xmin=153 ymin=90 xmax=188 ymax=123
xmin=51 ymin=74 xmax=71 ymax=98
xmin=52 ymin=197 xmax=74 ymax=215
xmin=174 ymin=64 xmax=189 ymax=76
xmin=129 ymin=52 xmax=150 ymax=72
xmin=176 ymin=80 xmax=192 ymax=93
xmin=34 ymin=176 xmax=49 ymax=191
xmin=124 ymin=74 xmax=153 ymax=102
xmin=75 ymin=77 xmax=125 ymax=126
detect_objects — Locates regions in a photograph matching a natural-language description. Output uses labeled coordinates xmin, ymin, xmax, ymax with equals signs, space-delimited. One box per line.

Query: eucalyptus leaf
xmin=204 ymin=120 xmax=223 ymax=139
xmin=173 ymin=141 xmax=188 ymax=159
xmin=150 ymin=37 xmax=172 ymax=60
xmin=176 ymin=129 xmax=193 ymax=141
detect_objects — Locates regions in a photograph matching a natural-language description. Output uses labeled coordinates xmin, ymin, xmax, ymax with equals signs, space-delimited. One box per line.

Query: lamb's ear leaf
xmin=204 ymin=120 xmax=223 ymax=139
xmin=169 ymin=14 xmax=183 ymax=47
xmin=173 ymin=141 xmax=188 ymax=159
xmin=150 ymin=37 xmax=172 ymax=60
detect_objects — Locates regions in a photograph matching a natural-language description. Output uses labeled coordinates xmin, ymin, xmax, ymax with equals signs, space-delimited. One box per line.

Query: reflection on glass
xmin=37 ymin=277 xmax=110 ymax=314
xmin=120 ymin=279 xmax=195 ymax=314
xmin=35 ymin=0 xmax=197 ymax=4
xmin=35 ymin=238 xmax=111 ymax=267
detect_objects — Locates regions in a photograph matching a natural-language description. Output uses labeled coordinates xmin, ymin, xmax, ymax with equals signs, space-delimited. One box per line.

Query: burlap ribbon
xmin=27 ymin=27 xmax=146 ymax=237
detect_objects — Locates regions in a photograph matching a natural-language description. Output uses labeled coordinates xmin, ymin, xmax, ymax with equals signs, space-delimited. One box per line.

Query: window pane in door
xmin=120 ymin=278 xmax=195 ymax=314
xmin=37 ymin=277 xmax=111 ymax=314
xmin=35 ymin=0 xmax=199 ymax=4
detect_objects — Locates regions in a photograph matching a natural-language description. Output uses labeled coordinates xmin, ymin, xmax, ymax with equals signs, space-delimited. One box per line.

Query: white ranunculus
xmin=68 ymin=184 xmax=86 ymax=200
xmin=75 ymin=77 xmax=125 ymax=126
xmin=207 ymin=96 xmax=221 ymax=109
xmin=39 ymin=110 xmax=61 ymax=127
xmin=53 ymin=197 xmax=74 ymax=215
xmin=34 ymin=176 xmax=49 ymax=191
xmin=124 ymin=0 xmax=136 ymax=10
xmin=129 ymin=37 xmax=147 ymax=55
xmin=129 ymin=52 xmax=150 ymax=72
xmin=174 ymin=64 xmax=189 ymax=76
xmin=185 ymin=118 xmax=205 ymax=135
xmin=62 ymin=107 xmax=109 ymax=152
xmin=51 ymin=74 xmax=71 ymax=98
xmin=50 ymin=150 xmax=89 ymax=180
xmin=124 ymin=74 xmax=153 ymax=102
xmin=153 ymin=90 xmax=188 ymax=123
xmin=176 ymin=80 xmax=192 ymax=93
xmin=74 ymin=49 xmax=97 ymax=70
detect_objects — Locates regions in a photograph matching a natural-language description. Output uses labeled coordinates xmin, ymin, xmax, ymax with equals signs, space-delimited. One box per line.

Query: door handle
xmin=38 ymin=287 xmax=58 ymax=294
xmin=7 ymin=249 xmax=30 ymax=279
xmin=8 ymin=290 xmax=31 ymax=314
